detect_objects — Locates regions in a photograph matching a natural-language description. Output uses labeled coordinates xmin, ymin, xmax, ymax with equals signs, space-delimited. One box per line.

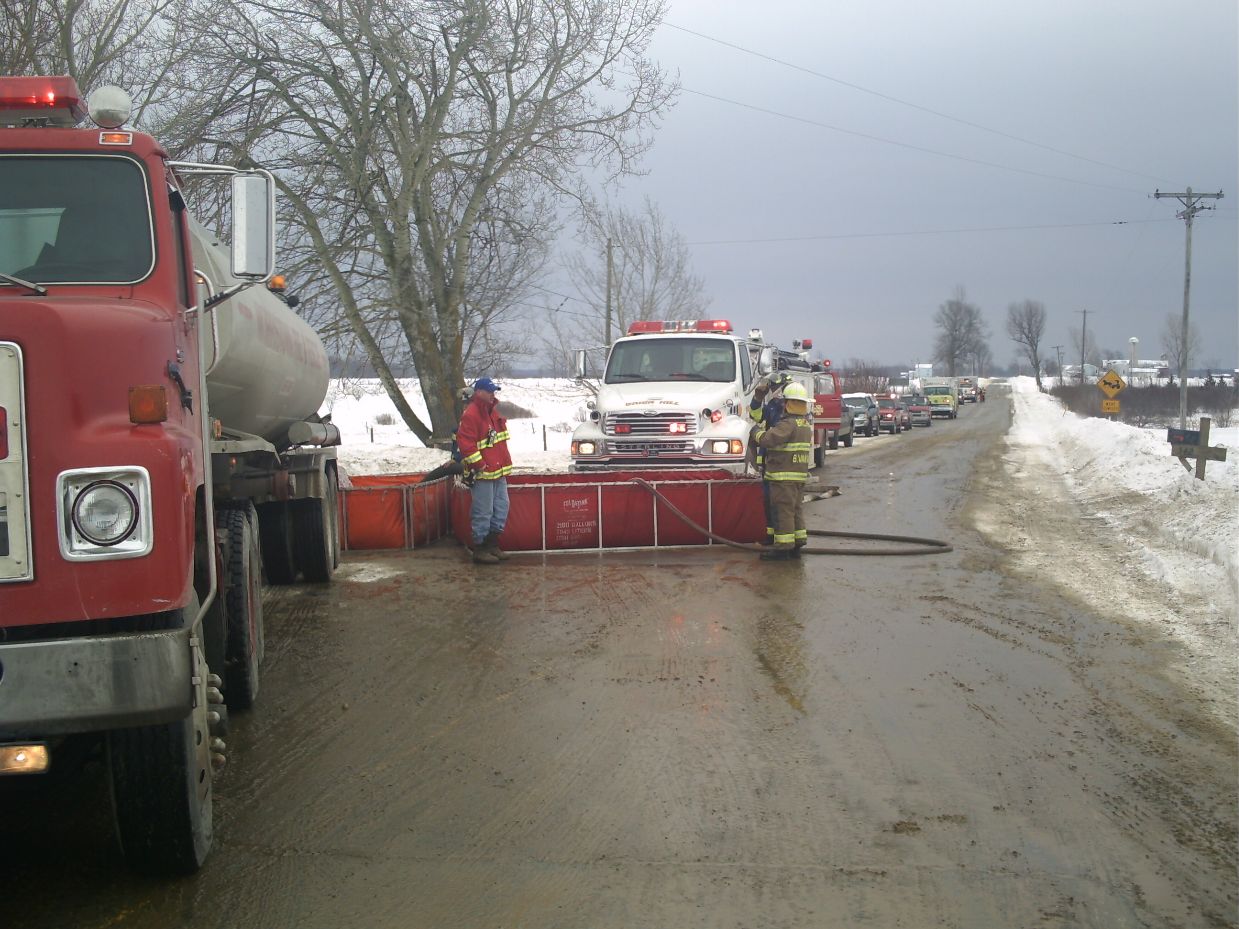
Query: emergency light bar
xmin=626 ymin=319 xmax=733 ymax=335
xmin=0 ymin=76 xmax=87 ymax=127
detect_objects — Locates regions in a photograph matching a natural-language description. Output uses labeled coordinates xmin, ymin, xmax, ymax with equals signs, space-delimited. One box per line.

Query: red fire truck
xmin=0 ymin=76 xmax=340 ymax=873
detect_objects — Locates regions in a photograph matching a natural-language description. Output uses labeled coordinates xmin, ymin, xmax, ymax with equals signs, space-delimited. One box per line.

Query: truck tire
xmin=222 ymin=505 xmax=263 ymax=710
xmin=828 ymin=433 xmax=838 ymax=450
xmin=813 ymin=445 xmax=824 ymax=468
xmin=844 ymin=431 xmax=854 ymax=448
xmin=294 ymin=491 xmax=335 ymax=583
xmin=108 ymin=596 xmax=214 ymax=875
xmin=257 ymin=501 xmax=298 ymax=585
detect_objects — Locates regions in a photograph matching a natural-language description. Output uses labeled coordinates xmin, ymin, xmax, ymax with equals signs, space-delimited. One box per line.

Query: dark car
xmin=842 ymin=394 xmax=879 ymax=437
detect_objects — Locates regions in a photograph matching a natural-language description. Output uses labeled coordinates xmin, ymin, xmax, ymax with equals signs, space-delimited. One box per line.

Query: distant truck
xmin=922 ymin=377 xmax=959 ymax=418
xmin=0 ymin=77 xmax=340 ymax=874
xmin=570 ymin=321 xmax=822 ymax=472
xmin=957 ymin=376 xmax=979 ymax=403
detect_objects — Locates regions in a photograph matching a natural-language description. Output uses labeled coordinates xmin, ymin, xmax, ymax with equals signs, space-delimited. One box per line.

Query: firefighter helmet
xmin=769 ymin=371 xmax=793 ymax=388
xmin=782 ymin=382 xmax=809 ymax=412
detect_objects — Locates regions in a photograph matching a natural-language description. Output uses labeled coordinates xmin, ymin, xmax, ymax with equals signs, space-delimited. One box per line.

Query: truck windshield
xmin=605 ymin=338 xmax=736 ymax=384
xmin=0 ymin=156 xmax=154 ymax=285
xmin=924 ymin=386 xmax=950 ymax=396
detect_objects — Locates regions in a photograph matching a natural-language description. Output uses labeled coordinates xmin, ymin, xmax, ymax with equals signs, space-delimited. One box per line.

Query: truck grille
xmin=603 ymin=412 xmax=698 ymax=436
xmin=0 ymin=341 xmax=32 ymax=582
xmin=605 ymin=439 xmax=695 ymax=456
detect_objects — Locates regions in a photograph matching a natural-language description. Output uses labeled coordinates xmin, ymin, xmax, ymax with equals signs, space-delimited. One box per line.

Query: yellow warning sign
xmin=1101 ymin=398 xmax=1120 ymax=414
xmin=1098 ymin=369 xmax=1127 ymax=398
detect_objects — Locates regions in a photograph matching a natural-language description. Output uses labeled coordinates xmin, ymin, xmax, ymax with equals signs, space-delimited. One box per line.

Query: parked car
xmin=842 ymin=393 xmax=879 ymax=437
xmin=906 ymin=394 xmax=933 ymax=427
xmin=812 ymin=368 xmax=854 ymax=462
xmin=876 ymin=397 xmax=904 ymax=433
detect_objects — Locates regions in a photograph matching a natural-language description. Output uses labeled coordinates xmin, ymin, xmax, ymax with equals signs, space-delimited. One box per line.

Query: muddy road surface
xmin=4 ymin=388 xmax=1235 ymax=928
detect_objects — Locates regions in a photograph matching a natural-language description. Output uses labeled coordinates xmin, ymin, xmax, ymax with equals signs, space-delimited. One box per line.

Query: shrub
xmin=497 ymin=400 xmax=535 ymax=419
xmin=373 ymin=412 xmax=396 ymax=426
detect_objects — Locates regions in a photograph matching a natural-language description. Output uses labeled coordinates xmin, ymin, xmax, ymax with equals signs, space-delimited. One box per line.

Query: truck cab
xmin=571 ymin=319 xmax=770 ymax=472
xmin=922 ymin=379 xmax=959 ymax=418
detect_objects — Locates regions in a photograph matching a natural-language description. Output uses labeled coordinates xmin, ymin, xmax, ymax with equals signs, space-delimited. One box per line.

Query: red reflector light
xmin=668 ymin=422 xmax=688 ymax=434
xmin=0 ymin=76 xmax=87 ymax=126
xmin=694 ymin=319 xmax=732 ymax=332
xmin=0 ymin=407 xmax=7 ymax=459
xmin=614 ymin=423 xmax=632 ymax=434
xmin=801 ymin=338 xmax=813 ymax=349
xmin=710 ymin=409 xmax=723 ymax=424
xmin=821 ymin=358 xmax=831 ymax=368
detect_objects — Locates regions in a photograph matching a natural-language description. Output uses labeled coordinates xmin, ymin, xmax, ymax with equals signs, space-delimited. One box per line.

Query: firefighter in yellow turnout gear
xmin=753 ymin=382 xmax=812 ymax=561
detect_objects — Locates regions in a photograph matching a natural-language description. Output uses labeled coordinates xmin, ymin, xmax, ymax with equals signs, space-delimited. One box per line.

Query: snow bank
xmin=1005 ymin=376 xmax=1238 ymax=590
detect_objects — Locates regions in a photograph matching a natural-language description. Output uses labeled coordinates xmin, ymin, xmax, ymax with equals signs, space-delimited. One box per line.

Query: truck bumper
xmin=0 ymin=627 xmax=193 ymax=738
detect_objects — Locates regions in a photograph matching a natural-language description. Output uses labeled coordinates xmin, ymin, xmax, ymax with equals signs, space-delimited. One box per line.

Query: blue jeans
xmin=470 ymin=477 xmax=510 ymax=544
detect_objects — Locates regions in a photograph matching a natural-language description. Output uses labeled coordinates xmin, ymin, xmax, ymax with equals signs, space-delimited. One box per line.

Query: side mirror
xmin=231 ymin=173 xmax=275 ymax=280
xmin=757 ymin=347 xmax=775 ymax=376
xmin=573 ymin=349 xmax=587 ymax=380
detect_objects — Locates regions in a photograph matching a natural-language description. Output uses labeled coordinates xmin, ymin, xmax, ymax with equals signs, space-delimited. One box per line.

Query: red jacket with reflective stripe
xmin=457 ymin=395 xmax=512 ymax=479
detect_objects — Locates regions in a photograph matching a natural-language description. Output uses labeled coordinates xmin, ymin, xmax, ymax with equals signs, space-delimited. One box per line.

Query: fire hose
xmin=629 ymin=478 xmax=954 ymax=557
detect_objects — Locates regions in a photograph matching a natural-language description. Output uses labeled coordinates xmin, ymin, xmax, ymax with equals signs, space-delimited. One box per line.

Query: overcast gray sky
xmin=594 ymin=0 xmax=1238 ymax=371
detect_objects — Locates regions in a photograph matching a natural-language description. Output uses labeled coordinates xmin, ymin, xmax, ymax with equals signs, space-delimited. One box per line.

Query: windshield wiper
xmin=0 ymin=272 xmax=48 ymax=296
xmin=610 ymin=373 xmax=649 ymax=381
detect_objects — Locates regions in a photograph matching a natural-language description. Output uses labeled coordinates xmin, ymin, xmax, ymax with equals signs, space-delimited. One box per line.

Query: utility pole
xmin=604 ymin=237 xmax=614 ymax=344
xmin=1052 ymin=345 xmax=1064 ymax=386
xmin=1074 ymin=309 xmax=1089 ymax=385
xmin=1154 ymin=187 xmax=1224 ymax=428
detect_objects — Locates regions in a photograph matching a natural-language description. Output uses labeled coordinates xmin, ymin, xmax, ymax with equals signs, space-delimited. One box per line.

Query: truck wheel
xmin=813 ymin=445 xmax=824 ymax=468
xmin=844 ymin=431 xmax=854 ymax=448
xmin=294 ymin=492 xmax=335 ymax=583
xmin=108 ymin=596 xmax=214 ymax=875
xmin=257 ymin=501 xmax=297 ymax=585
xmin=828 ymin=434 xmax=838 ymax=450
xmin=222 ymin=505 xmax=263 ymax=710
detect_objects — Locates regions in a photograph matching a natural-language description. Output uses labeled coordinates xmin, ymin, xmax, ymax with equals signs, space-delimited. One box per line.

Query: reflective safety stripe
xmin=794 ymin=529 xmax=808 ymax=541
xmin=772 ymin=531 xmax=796 ymax=544
xmin=463 ymin=451 xmax=483 ymax=465
xmin=477 ymin=464 xmax=512 ymax=480
xmin=770 ymin=442 xmax=811 ymax=452
xmin=477 ymin=431 xmax=510 ymax=450
xmin=764 ymin=471 xmax=808 ymax=482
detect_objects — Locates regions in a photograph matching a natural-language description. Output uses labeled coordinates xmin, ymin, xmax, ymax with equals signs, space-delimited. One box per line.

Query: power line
xmin=666 ymin=22 xmax=1170 ymax=185
xmin=681 ymin=88 xmax=1147 ymax=195
xmin=685 ymin=217 xmax=1175 ymax=246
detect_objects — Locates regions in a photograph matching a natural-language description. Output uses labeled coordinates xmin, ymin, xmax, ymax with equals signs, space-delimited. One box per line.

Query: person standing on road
xmin=749 ymin=371 xmax=792 ymax=544
xmin=754 ymin=382 xmax=812 ymax=561
xmin=457 ymin=377 xmax=513 ymax=564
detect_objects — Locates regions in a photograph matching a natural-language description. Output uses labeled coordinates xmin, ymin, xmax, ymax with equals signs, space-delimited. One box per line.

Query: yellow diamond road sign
xmin=1098 ymin=369 xmax=1127 ymax=398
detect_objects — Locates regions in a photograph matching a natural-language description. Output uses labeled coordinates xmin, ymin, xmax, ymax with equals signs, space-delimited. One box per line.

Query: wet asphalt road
xmin=3 ymin=389 xmax=1235 ymax=928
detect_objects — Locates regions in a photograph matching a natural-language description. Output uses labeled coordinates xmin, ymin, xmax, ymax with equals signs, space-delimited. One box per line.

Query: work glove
xmin=753 ymin=377 xmax=769 ymax=398
xmin=461 ymin=469 xmax=477 ymax=488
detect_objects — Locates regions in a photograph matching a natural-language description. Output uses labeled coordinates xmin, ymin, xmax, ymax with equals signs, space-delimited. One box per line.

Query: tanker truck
xmin=0 ymin=76 xmax=339 ymax=874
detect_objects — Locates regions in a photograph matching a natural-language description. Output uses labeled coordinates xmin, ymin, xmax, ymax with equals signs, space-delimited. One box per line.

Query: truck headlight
xmin=710 ymin=440 xmax=730 ymax=454
xmin=57 ymin=466 xmax=153 ymax=560
xmin=573 ymin=440 xmax=597 ymax=456
xmin=72 ymin=481 xmax=138 ymax=545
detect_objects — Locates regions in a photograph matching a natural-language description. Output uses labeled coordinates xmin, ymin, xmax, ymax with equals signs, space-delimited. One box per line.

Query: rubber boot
xmin=790 ymin=545 xmax=804 ymax=559
xmin=472 ymin=541 xmax=499 ymax=564
xmin=484 ymin=531 xmax=511 ymax=561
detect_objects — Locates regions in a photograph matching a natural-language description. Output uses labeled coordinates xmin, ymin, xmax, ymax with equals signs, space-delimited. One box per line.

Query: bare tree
xmin=1006 ymin=299 xmax=1047 ymax=390
xmin=561 ymin=196 xmax=710 ymax=349
xmin=1160 ymin=312 xmax=1201 ymax=383
xmin=839 ymin=358 xmax=888 ymax=395
xmin=179 ymin=0 xmax=675 ymax=443
xmin=933 ymin=286 xmax=986 ymax=377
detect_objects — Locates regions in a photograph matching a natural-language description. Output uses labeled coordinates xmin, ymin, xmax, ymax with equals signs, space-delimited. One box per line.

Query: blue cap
xmin=472 ymin=376 xmax=501 ymax=393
